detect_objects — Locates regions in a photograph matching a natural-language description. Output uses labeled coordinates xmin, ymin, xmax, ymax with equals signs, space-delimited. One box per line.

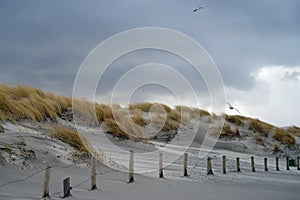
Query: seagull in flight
xmin=226 ymin=102 xmax=240 ymax=114
xmin=193 ymin=6 xmax=203 ymax=12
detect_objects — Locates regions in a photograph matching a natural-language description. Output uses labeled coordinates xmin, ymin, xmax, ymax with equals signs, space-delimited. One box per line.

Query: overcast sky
xmin=0 ymin=0 xmax=300 ymax=126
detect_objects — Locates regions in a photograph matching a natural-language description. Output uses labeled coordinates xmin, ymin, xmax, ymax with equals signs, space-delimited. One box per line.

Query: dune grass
xmin=104 ymin=111 xmax=147 ymax=141
xmin=130 ymin=109 xmax=148 ymax=127
xmin=50 ymin=125 xmax=90 ymax=152
xmin=273 ymin=143 xmax=281 ymax=152
xmin=150 ymin=109 xmax=182 ymax=132
xmin=1 ymin=84 xmax=297 ymax=150
xmin=162 ymin=110 xmax=181 ymax=132
xmin=272 ymin=128 xmax=296 ymax=147
xmin=220 ymin=123 xmax=237 ymax=138
xmin=190 ymin=108 xmax=210 ymax=119
xmin=253 ymin=133 xmax=264 ymax=143
xmin=248 ymin=118 xmax=274 ymax=136
xmin=287 ymin=125 xmax=300 ymax=137
xmin=129 ymin=102 xmax=172 ymax=113
xmin=0 ymin=84 xmax=71 ymax=121
xmin=128 ymin=103 xmax=154 ymax=113
xmin=129 ymin=104 xmax=181 ymax=132
xmin=95 ymin=104 xmax=113 ymax=122
xmin=225 ymin=115 xmax=245 ymax=126
xmin=209 ymin=123 xmax=239 ymax=138
xmin=175 ymin=105 xmax=192 ymax=113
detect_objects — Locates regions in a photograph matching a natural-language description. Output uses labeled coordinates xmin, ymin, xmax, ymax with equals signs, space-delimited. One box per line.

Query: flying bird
xmin=193 ymin=6 xmax=203 ymax=12
xmin=226 ymin=102 xmax=240 ymax=114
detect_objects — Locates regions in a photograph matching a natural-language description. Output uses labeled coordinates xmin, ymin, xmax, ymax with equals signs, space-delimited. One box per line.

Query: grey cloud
xmin=284 ymin=71 xmax=300 ymax=81
xmin=0 ymin=0 xmax=300 ymax=102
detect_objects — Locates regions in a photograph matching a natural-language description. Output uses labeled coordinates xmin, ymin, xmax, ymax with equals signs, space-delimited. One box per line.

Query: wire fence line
xmin=0 ymin=152 xmax=299 ymax=199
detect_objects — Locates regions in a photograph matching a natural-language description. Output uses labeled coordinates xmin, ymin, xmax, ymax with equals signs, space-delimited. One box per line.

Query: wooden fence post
xmin=42 ymin=163 xmax=51 ymax=198
xmin=297 ymin=156 xmax=300 ymax=170
xmin=236 ymin=157 xmax=241 ymax=172
xmin=159 ymin=152 xmax=164 ymax=178
xmin=129 ymin=150 xmax=134 ymax=183
xmin=264 ymin=158 xmax=268 ymax=171
xmin=286 ymin=156 xmax=290 ymax=170
xmin=276 ymin=157 xmax=280 ymax=171
xmin=222 ymin=156 xmax=226 ymax=174
xmin=207 ymin=157 xmax=213 ymax=175
xmin=183 ymin=152 xmax=188 ymax=177
xmin=63 ymin=177 xmax=71 ymax=198
xmin=251 ymin=156 xmax=255 ymax=172
xmin=91 ymin=156 xmax=97 ymax=190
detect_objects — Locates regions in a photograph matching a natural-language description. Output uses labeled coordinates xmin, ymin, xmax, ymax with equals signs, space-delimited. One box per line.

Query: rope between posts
xmin=0 ymin=168 xmax=45 ymax=188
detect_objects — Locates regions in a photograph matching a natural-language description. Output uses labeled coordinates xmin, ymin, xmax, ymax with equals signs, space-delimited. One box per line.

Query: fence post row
xmin=222 ymin=156 xmax=226 ymax=174
xmin=159 ymin=152 xmax=164 ymax=178
xmin=41 ymin=153 xmax=300 ymax=197
xmin=183 ymin=152 xmax=188 ymax=177
xmin=236 ymin=157 xmax=241 ymax=172
xmin=264 ymin=158 xmax=268 ymax=172
xmin=91 ymin=156 xmax=97 ymax=190
xmin=251 ymin=156 xmax=255 ymax=172
xmin=129 ymin=150 xmax=134 ymax=183
xmin=207 ymin=157 xmax=213 ymax=175
xmin=42 ymin=163 xmax=51 ymax=198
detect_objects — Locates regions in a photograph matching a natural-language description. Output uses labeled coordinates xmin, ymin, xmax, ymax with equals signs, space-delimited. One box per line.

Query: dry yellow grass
xmin=190 ymin=108 xmax=210 ymax=119
xmin=50 ymin=125 xmax=90 ymax=152
xmin=0 ymin=84 xmax=71 ymax=121
xmin=162 ymin=110 xmax=181 ymax=132
xmin=225 ymin=115 xmax=245 ymax=126
xmin=72 ymin=100 xmax=114 ymax=124
xmin=129 ymin=103 xmax=154 ymax=112
xmin=287 ymin=125 xmax=300 ymax=137
xmin=95 ymin=104 xmax=113 ymax=122
xmin=150 ymin=109 xmax=181 ymax=132
xmin=209 ymin=123 xmax=239 ymax=138
xmin=253 ymin=133 xmax=264 ymax=143
xmin=175 ymin=106 xmax=192 ymax=124
xmin=2 ymin=84 xmax=297 ymax=148
xmin=72 ymin=99 xmax=97 ymax=123
xmin=129 ymin=102 xmax=172 ymax=114
xmin=175 ymin=105 xmax=192 ymax=113
xmin=272 ymin=128 xmax=295 ymax=147
xmin=130 ymin=109 xmax=148 ymax=127
xmin=220 ymin=123 xmax=235 ymax=137
xmin=248 ymin=118 xmax=274 ymax=136
xmin=273 ymin=143 xmax=281 ymax=152
xmin=104 ymin=118 xmax=130 ymax=139
xmin=104 ymin=111 xmax=147 ymax=141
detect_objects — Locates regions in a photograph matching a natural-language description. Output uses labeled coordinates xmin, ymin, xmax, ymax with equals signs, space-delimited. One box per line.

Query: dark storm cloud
xmin=0 ymin=0 xmax=300 ymax=95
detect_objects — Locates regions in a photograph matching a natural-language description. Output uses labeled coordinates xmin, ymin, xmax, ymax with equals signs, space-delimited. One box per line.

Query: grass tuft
xmin=104 ymin=111 xmax=147 ymax=142
xmin=191 ymin=108 xmax=210 ymax=119
xmin=253 ymin=133 xmax=264 ymax=143
xmin=273 ymin=143 xmax=281 ymax=152
xmin=225 ymin=115 xmax=245 ymax=126
xmin=129 ymin=103 xmax=154 ymax=113
xmin=248 ymin=118 xmax=274 ymax=136
xmin=272 ymin=128 xmax=295 ymax=147
xmin=50 ymin=126 xmax=90 ymax=152
xmin=287 ymin=125 xmax=300 ymax=137
xmin=95 ymin=104 xmax=113 ymax=122
xmin=130 ymin=109 xmax=148 ymax=127
xmin=210 ymin=123 xmax=239 ymax=138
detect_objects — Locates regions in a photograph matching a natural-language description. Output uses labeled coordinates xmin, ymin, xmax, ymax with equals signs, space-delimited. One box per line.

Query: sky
xmin=0 ymin=0 xmax=300 ymax=127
